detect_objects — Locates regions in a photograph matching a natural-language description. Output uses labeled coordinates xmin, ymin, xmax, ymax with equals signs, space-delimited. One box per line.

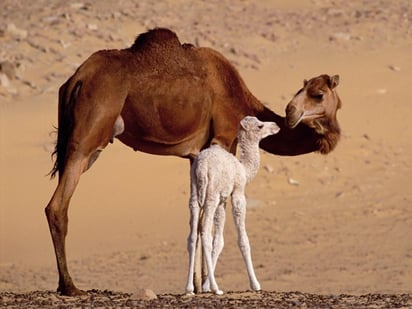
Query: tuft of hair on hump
xmin=129 ymin=28 xmax=182 ymax=52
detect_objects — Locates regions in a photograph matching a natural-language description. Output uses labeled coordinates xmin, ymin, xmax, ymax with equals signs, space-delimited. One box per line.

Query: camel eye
xmin=312 ymin=93 xmax=324 ymax=101
xmin=258 ymin=124 xmax=264 ymax=129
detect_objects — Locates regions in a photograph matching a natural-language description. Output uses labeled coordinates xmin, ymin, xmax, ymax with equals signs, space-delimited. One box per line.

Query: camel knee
xmin=45 ymin=203 xmax=68 ymax=235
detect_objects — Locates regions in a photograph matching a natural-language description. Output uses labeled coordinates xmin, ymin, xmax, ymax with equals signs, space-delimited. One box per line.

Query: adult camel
xmin=45 ymin=28 xmax=342 ymax=296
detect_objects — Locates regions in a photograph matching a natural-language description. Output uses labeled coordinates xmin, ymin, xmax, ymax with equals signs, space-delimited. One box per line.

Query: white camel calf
xmin=185 ymin=116 xmax=280 ymax=295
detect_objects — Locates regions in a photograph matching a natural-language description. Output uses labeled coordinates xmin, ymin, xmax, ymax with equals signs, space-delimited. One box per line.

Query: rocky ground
xmin=1 ymin=290 xmax=411 ymax=308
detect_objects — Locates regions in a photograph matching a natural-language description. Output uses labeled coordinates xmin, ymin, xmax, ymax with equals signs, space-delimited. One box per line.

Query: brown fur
xmin=285 ymin=74 xmax=342 ymax=154
xmin=45 ymin=28 xmax=342 ymax=296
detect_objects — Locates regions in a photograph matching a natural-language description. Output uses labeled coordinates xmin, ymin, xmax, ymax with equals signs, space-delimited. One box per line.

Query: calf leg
xmin=201 ymin=199 xmax=223 ymax=295
xmin=231 ymin=193 xmax=261 ymax=291
xmin=202 ymin=201 xmax=226 ymax=292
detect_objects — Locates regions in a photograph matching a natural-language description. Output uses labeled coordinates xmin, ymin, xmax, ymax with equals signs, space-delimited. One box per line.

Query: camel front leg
xmin=232 ymin=193 xmax=261 ymax=292
xmin=45 ymin=160 xmax=85 ymax=296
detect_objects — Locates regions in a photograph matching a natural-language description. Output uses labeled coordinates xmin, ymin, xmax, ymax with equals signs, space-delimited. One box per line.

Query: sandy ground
xmin=1 ymin=0 xmax=412 ymax=306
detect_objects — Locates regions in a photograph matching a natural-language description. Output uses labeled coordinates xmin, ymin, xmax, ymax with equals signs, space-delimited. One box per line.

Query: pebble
xmin=0 ymin=73 xmax=11 ymax=88
xmin=5 ymin=23 xmax=28 ymax=40
xmin=264 ymin=164 xmax=274 ymax=173
xmin=388 ymin=64 xmax=401 ymax=71
xmin=130 ymin=288 xmax=157 ymax=300
xmin=0 ymin=61 xmax=16 ymax=80
xmin=288 ymin=178 xmax=300 ymax=186
xmin=329 ymin=32 xmax=351 ymax=41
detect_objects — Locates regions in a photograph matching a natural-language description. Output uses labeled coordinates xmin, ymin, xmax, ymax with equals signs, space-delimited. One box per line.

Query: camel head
xmin=285 ymin=74 xmax=341 ymax=134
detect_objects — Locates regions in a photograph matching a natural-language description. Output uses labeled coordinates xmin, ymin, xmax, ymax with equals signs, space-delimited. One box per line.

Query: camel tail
xmin=49 ymin=79 xmax=82 ymax=179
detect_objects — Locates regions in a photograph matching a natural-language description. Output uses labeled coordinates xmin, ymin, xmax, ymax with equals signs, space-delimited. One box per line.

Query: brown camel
xmin=45 ymin=28 xmax=342 ymax=296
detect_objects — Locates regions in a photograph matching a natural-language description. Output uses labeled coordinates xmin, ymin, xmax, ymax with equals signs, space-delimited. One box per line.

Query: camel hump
xmin=130 ymin=28 xmax=182 ymax=52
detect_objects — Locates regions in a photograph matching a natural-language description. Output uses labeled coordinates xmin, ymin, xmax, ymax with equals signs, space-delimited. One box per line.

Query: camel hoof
xmin=57 ymin=284 xmax=86 ymax=296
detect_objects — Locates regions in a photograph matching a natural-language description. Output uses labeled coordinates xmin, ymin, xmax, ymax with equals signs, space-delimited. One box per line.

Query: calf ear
xmin=240 ymin=117 xmax=249 ymax=130
xmin=330 ymin=75 xmax=340 ymax=89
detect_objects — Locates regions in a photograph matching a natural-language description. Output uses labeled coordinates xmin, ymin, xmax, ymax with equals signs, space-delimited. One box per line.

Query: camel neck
xmin=255 ymin=105 xmax=320 ymax=156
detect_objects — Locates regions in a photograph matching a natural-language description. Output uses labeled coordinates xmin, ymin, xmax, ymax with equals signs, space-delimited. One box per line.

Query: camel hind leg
xmin=45 ymin=154 xmax=88 ymax=295
xmin=45 ymin=101 xmax=123 ymax=295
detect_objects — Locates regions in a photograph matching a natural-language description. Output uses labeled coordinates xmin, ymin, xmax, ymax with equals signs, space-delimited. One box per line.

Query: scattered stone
xmin=388 ymin=64 xmax=401 ymax=72
xmin=264 ymin=164 xmax=274 ymax=173
xmin=130 ymin=288 xmax=157 ymax=300
xmin=5 ymin=23 xmax=28 ymax=40
xmin=0 ymin=61 xmax=16 ymax=80
xmin=376 ymin=88 xmax=387 ymax=94
xmin=329 ymin=32 xmax=351 ymax=42
xmin=335 ymin=191 xmax=344 ymax=198
xmin=70 ymin=3 xmax=88 ymax=10
xmin=288 ymin=178 xmax=300 ymax=186
xmin=0 ymin=73 xmax=11 ymax=88
xmin=87 ymin=24 xmax=98 ymax=31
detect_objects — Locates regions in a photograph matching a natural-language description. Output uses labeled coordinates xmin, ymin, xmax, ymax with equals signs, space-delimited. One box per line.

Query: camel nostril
xmin=286 ymin=104 xmax=297 ymax=115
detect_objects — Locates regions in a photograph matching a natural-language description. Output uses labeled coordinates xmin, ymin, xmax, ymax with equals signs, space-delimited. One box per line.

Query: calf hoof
xmin=251 ymin=282 xmax=261 ymax=292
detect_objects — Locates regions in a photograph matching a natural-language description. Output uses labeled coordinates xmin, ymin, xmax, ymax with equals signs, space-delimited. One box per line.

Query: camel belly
xmin=116 ymin=126 xmax=210 ymax=158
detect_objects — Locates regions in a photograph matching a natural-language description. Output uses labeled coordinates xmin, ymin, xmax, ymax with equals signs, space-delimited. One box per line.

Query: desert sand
xmin=1 ymin=0 xmax=412 ymax=307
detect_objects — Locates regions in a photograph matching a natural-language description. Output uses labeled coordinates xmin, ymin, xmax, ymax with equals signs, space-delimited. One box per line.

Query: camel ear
xmin=303 ymin=79 xmax=308 ymax=87
xmin=330 ymin=75 xmax=339 ymax=89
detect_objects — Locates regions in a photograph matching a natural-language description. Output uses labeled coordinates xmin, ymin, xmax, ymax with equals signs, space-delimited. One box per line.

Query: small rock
xmin=130 ymin=288 xmax=157 ymax=300
xmin=0 ymin=73 xmax=11 ymax=88
xmin=376 ymin=88 xmax=387 ymax=94
xmin=264 ymin=164 xmax=274 ymax=173
xmin=388 ymin=64 xmax=400 ymax=72
xmin=87 ymin=24 xmax=98 ymax=31
xmin=0 ymin=61 xmax=16 ymax=80
xmin=329 ymin=32 xmax=351 ymax=42
xmin=6 ymin=23 xmax=28 ymax=39
xmin=335 ymin=191 xmax=344 ymax=198
xmin=288 ymin=178 xmax=299 ymax=186
xmin=70 ymin=3 xmax=87 ymax=10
